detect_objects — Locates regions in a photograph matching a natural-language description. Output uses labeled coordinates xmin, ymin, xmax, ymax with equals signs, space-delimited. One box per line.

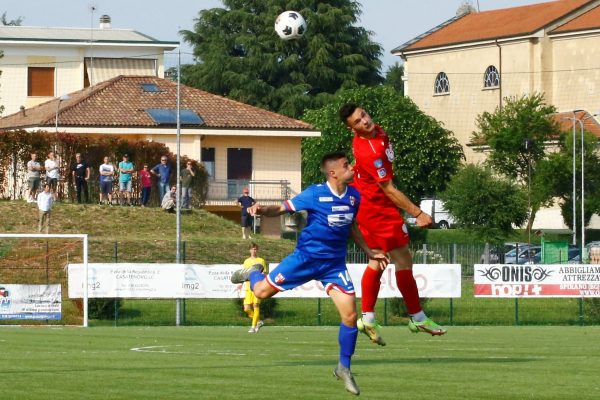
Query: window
xmin=434 ymin=72 xmax=449 ymax=94
xmin=141 ymin=83 xmax=160 ymax=92
xmin=201 ymin=147 xmax=215 ymax=179
xmin=145 ymin=109 xmax=204 ymax=125
xmin=28 ymin=67 xmax=55 ymax=97
xmin=484 ymin=65 xmax=500 ymax=88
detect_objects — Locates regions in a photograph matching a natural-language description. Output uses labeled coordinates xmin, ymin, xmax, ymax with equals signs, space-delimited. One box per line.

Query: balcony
xmin=205 ymin=179 xmax=292 ymax=206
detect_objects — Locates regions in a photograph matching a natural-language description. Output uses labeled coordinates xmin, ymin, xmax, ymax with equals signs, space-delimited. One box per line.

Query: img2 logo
xmin=0 ymin=286 xmax=11 ymax=310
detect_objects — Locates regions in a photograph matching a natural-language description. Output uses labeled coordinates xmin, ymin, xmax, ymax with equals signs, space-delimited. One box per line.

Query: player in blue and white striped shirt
xmin=230 ymin=152 xmax=388 ymax=396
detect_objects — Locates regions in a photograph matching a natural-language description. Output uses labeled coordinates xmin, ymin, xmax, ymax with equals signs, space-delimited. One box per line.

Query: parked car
xmin=480 ymin=242 xmax=527 ymax=264
xmin=516 ymin=246 xmax=542 ymax=264
xmin=526 ymin=245 xmax=579 ymax=264
xmin=504 ymin=244 xmax=533 ymax=264
xmin=406 ymin=198 xmax=455 ymax=229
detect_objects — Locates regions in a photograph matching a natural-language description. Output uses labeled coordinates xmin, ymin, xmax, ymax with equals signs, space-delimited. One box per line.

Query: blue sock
xmin=249 ymin=271 xmax=265 ymax=290
xmin=338 ymin=322 xmax=358 ymax=368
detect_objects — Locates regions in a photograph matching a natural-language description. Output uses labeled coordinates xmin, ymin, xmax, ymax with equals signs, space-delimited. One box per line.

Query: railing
xmin=205 ymin=179 xmax=291 ymax=204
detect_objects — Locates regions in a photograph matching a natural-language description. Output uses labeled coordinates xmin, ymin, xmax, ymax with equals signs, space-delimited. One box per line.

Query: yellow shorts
xmin=243 ymin=283 xmax=261 ymax=306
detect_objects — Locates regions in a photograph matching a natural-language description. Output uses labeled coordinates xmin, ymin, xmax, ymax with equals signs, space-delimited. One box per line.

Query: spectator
xmin=118 ymin=154 xmax=135 ymax=206
xmin=237 ymin=188 xmax=256 ymax=239
xmin=71 ymin=153 xmax=90 ymax=204
xmin=99 ymin=156 xmax=115 ymax=206
xmin=151 ymin=156 xmax=171 ymax=201
xmin=26 ymin=152 xmax=42 ymax=203
xmin=44 ymin=151 xmax=60 ymax=201
xmin=180 ymin=161 xmax=196 ymax=209
xmin=161 ymin=185 xmax=177 ymax=213
xmin=37 ymin=183 xmax=53 ymax=234
xmin=139 ymin=164 xmax=152 ymax=207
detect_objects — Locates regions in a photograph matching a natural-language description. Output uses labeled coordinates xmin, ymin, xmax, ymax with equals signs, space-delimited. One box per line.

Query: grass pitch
xmin=1 ymin=326 xmax=599 ymax=400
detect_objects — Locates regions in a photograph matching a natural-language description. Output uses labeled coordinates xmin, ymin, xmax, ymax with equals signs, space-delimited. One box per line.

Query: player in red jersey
xmin=339 ymin=103 xmax=447 ymax=345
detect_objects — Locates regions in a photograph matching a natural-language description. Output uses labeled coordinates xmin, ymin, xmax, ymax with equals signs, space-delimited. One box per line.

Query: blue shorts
xmin=266 ymin=250 xmax=355 ymax=295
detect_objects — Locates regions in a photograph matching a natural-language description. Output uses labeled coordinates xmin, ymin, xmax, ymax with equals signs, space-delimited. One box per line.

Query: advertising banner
xmin=474 ymin=264 xmax=600 ymax=298
xmin=0 ymin=284 xmax=61 ymax=320
xmin=68 ymin=263 xmax=461 ymax=299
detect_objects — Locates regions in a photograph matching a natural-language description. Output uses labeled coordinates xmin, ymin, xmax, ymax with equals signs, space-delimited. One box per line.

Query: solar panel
xmin=145 ymin=109 xmax=204 ymax=125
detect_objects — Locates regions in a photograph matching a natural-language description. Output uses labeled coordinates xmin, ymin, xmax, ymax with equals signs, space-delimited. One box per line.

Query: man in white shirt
xmin=99 ymin=156 xmax=115 ymax=206
xmin=37 ymin=184 xmax=53 ymax=234
xmin=44 ymin=151 xmax=60 ymax=201
xmin=26 ymin=152 xmax=41 ymax=203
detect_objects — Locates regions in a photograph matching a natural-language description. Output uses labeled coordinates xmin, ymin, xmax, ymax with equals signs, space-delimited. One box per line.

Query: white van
xmin=407 ymin=198 xmax=455 ymax=229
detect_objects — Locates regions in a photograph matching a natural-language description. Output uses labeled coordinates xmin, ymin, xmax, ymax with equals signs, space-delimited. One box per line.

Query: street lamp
xmin=55 ymin=94 xmax=71 ymax=133
xmin=561 ymin=110 xmax=583 ymax=246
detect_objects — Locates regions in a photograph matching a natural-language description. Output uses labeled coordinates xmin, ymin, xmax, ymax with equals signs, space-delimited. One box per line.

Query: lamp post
xmin=561 ymin=111 xmax=583 ymax=246
xmin=55 ymin=94 xmax=71 ymax=133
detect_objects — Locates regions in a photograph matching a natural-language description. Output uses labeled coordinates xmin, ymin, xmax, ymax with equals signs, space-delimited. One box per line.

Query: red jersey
xmin=352 ymin=125 xmax=395 ymax=208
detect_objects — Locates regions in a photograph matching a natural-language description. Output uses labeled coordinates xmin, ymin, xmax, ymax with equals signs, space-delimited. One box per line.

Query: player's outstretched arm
xmin=247 ymin=203 xmax=287 ymax=218
xmin=350 ymin=222 xmax=389 ymax=270
xmin=378 ymin=180 xmax=433 ymax=228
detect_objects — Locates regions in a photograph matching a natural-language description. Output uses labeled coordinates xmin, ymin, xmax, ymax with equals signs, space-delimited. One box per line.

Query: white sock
xmin=361 ymin=312 xmax=376 ymax=324
xmin=410 ymin=311 xmax=427 ymax=322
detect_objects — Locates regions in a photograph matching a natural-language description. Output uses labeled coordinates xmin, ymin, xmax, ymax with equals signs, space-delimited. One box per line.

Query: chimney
xmin=99 ymin=15 xmax=111 ymax=29
xmin=20 ymin=105 xmax=25 ymax=116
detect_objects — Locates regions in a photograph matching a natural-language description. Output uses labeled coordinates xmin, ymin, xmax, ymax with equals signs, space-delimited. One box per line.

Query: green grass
xmin=1 ymin=326 xmax=599 ymax=399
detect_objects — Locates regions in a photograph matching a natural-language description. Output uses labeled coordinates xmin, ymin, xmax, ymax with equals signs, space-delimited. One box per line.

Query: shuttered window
xmin=28 ymin=67 xmax=55 ymax=97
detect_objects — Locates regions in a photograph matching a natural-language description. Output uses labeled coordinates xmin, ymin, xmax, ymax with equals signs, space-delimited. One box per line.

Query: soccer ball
xmin=274 ymin=11 xmax=307 ymax=41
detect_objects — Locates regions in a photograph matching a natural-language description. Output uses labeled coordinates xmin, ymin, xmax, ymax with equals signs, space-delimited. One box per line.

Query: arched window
xmin=434 ymin=72 xmax=450 ymax=94
xmin=484 ymin=65 xmax=500 ymax=88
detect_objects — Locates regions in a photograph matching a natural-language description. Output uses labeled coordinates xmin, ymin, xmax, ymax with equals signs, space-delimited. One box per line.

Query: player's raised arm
xmin=350 ymin=222 xmax=389 ymax=270
xmin=378 ymin=180 xmax=433 ymax=228
xmin=247 ymin=203 xmax=287 ymax=217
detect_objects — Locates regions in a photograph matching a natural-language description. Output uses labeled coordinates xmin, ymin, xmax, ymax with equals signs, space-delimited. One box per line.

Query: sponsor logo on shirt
xmin=332 ymin=206 xmax=350 ymax=212
xmin=319 ymin=196 xmax=334 ymax=202
xmin=327 ymin=213 xmax=354 ymax=227
xmin=275 ymin=273 xmax=286 ymax=284
xmin=377 ymin=168 xmax=387 ymax=178
xmin=385 ymin=144 xmax=395 ymax=162
xmin=373 ymin=158 xmax=383 ymax=168
xmin=349 ymin=196 xmax=356 ymax=206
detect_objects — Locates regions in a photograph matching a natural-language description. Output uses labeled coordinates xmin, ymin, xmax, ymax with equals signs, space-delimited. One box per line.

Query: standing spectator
xmin=26 ymin=152 xmax=42 ymax=203
xmin=237 ymin=188 xmax=255 ymax=239
xmin=180 ymin=161 xmax=196 ymax=209
xmin=151 ymin=156 xmax=171 ymax=201
xmin=118 ymin=154 xmax=135 ymax=206
xmin=44 ymin=151 xmax=60 ymax=201
xmin=99 ymin=156 xmax=115 ymax=206
xmin=71 ymin=153 xmax=90 ymax=204
xmin=161 ymin=185 xmax=177 ymax=213
xmin=37 ymin=183 xmax=53 ymax=234
xmin=139 ymin=164 xmax=152 ymax=207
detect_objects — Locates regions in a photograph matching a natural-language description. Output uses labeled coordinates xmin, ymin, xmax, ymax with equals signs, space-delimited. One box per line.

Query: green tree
xmin=302 ymin=85 xmax=464 ymax=200
xmin=535 ymin=130 xmax=600 ymax=232
xmin=180 ymin=1 xmax=383 ymax=118
xmin=1 ymin=12 xmax=23 ymax=26
xmin=439 ymin=164 xmax=528 ymax=242
xmin=472 ymin=93 xmax=561 ymax=231
xmin=384 ymin=62 xmax=403 ymax=95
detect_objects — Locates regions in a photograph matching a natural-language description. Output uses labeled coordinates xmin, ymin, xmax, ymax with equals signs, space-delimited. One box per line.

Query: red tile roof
xmin=553 ymin=111 xmax=600 ymax=137
xmin=551 ymin=3 xmax=600 ymax=32
xmin=0 ymin=75 xmax=314 ymax=131
xmin=399 ymin=0 xmax=592 ymax=52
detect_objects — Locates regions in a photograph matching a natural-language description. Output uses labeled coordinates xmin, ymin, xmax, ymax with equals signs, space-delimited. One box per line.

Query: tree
xmin=472 ymin=93 xmax=561 ymax=231
xmin=384 ymin=62 xmax=403 ymax=95
xmin=439 ymin=164 xmax=528 ymax=243
xmin=302 ymin=85 xmax=464 ymax=200
xmin=1 ymin=12 xmax=23 ymax=26
xmin=180 ymin=1 xmax=383 ymax=118
xmin=456 ymin=1 xmax=477 ymax=16
xmin=535 ymin=130 xmax=600 ymax=232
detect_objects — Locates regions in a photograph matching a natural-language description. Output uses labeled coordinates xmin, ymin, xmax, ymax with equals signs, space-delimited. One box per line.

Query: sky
xmin=2 ymin=0 xmax=544 ymax=70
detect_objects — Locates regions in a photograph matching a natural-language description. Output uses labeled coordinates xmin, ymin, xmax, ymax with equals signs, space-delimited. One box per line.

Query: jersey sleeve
xmin=284 ymin=185 xmax=315 ymax=213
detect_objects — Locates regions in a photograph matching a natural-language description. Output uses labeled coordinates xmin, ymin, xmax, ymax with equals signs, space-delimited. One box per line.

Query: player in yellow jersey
xmin=242 ymin=242 xmax=267 ymax=333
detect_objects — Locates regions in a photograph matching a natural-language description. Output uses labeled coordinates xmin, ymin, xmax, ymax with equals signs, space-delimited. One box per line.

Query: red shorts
xmin=357 ymin=202 xmax=410 ymax=252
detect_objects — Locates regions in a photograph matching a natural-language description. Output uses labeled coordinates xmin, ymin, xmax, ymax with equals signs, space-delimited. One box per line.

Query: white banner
xmin=68 ymin=263 xmax=461 ymax=299
xmin=474 ymin=264 xmax=600 ymax=298
xmin=0 ymin=284 xmax=61 ymax=320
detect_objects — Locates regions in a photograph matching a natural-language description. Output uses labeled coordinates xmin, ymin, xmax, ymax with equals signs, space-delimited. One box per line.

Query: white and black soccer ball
xmin=274 ymin=11 xmax=307 ymax=41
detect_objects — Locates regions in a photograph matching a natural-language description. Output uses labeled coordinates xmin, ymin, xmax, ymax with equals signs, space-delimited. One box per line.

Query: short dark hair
xmin=320 ymin=152 xmax=347 ymax=170
xmin=249 ymin=242 xmax=258 ymax=250
xmin=339 ymin=103 xmax=359 ymax=124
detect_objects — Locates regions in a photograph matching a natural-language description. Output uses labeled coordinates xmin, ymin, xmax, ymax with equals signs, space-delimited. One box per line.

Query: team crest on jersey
xmin=349 ymin=196 xmax=356 ymax=206
xmin=385 ymin=144 xmax=395 ymax=162
xmin=319 ymin=196 xmax=333 ymax=202
xmin=377 ymin=168 xmax=387 ymax=178
xmin=373 ymin=158 xmax=383 ymax=168
xmin=275 ymin=273 xmax=286 ymax=284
